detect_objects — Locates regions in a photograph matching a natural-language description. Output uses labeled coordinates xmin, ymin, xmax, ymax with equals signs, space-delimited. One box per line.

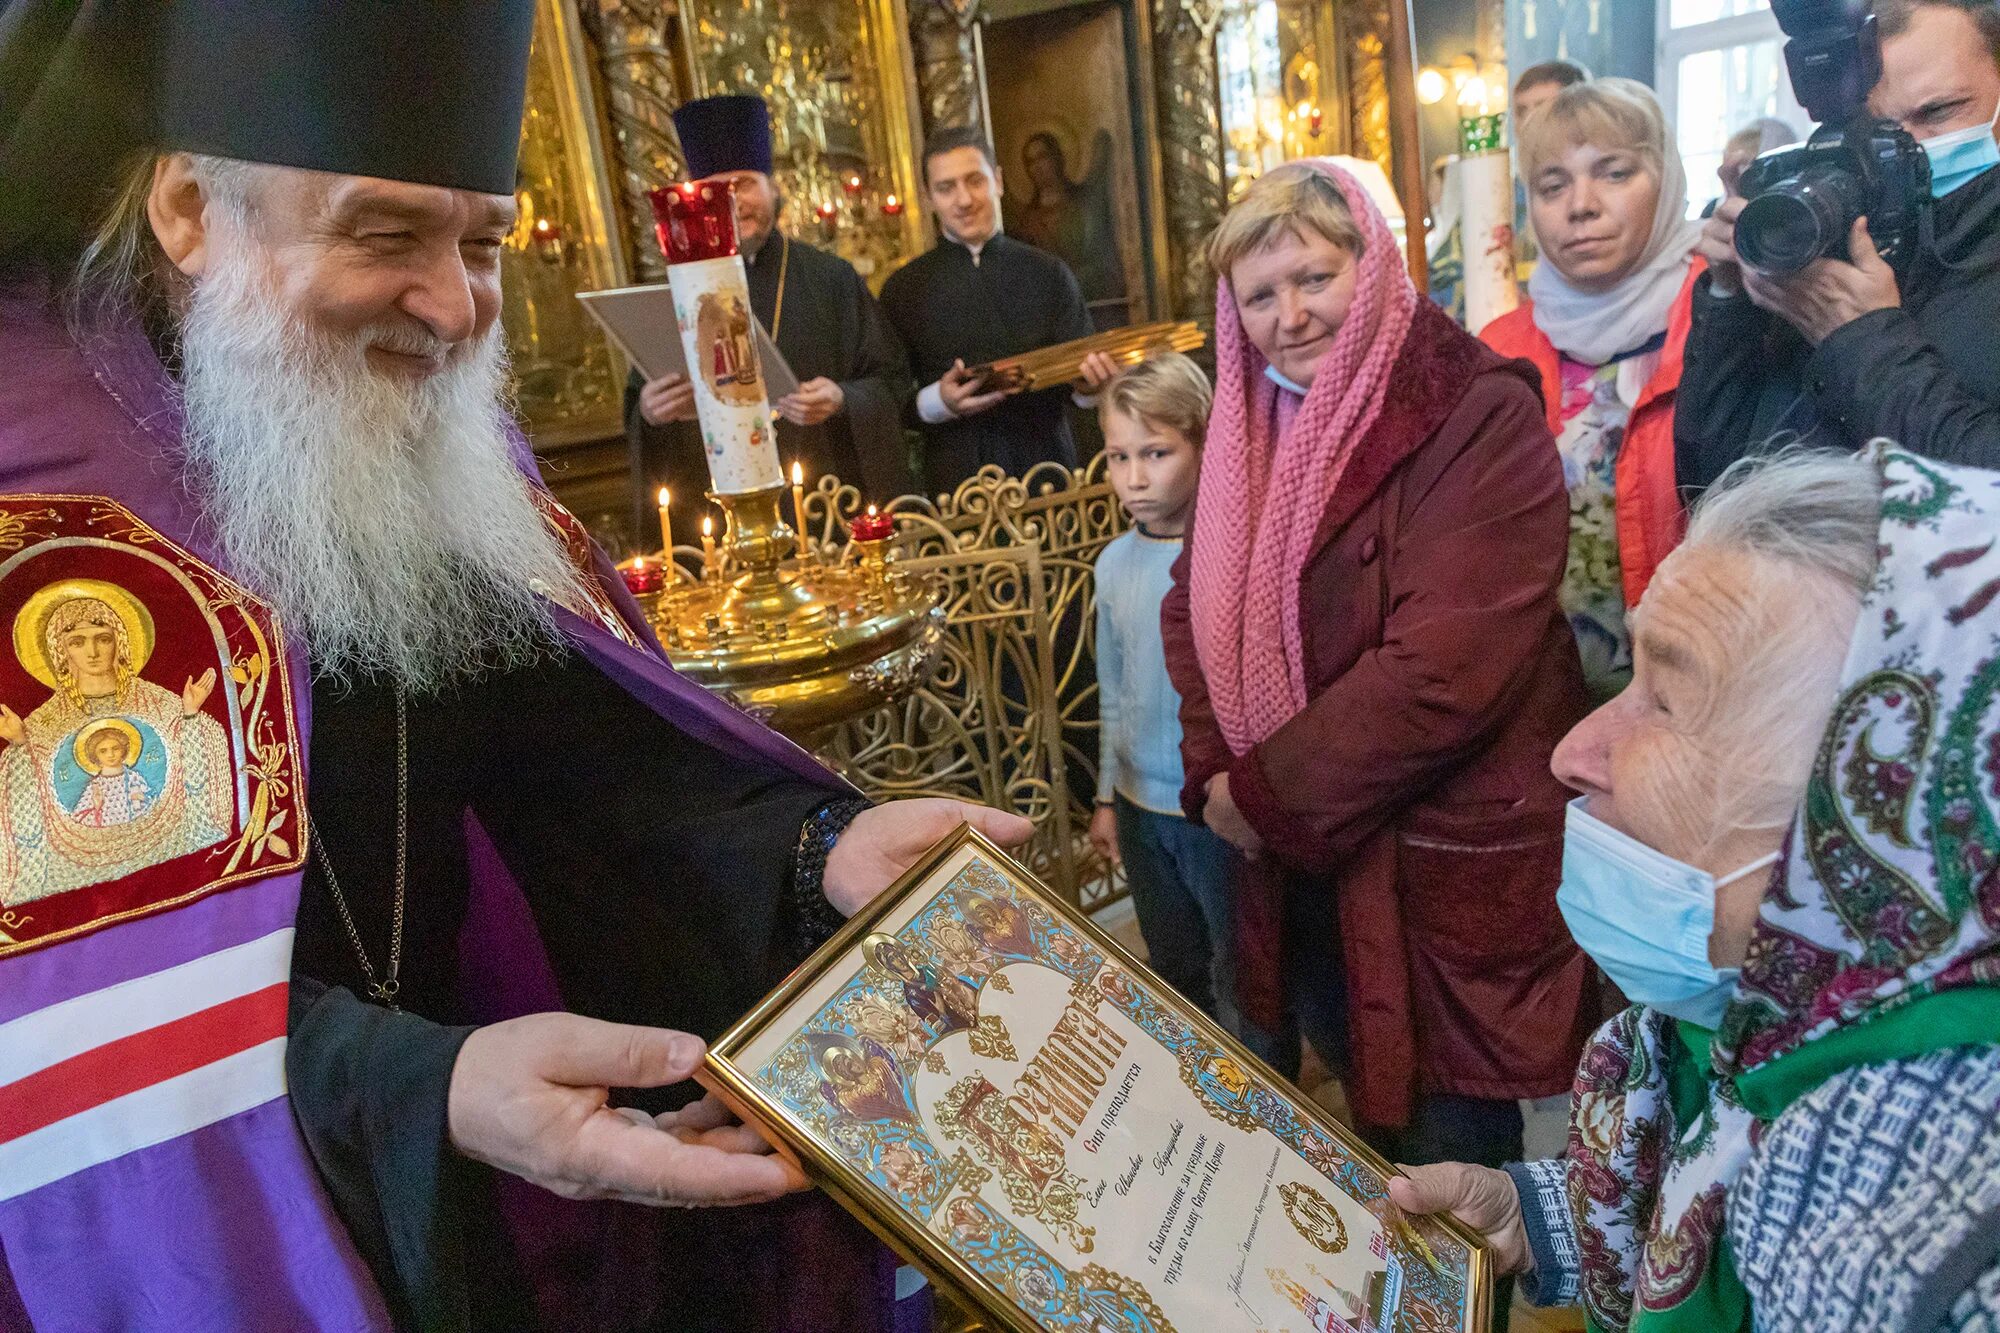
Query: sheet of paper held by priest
xmin=715 ymin=834 xmax=1483 ymax=1333
xmin=578 ymin=284 xmax=800 ymax=399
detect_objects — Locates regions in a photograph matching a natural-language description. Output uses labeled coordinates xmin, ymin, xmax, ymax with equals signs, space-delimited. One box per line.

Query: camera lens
xmin=1738 ymin=169 xmax=1865 ymax=272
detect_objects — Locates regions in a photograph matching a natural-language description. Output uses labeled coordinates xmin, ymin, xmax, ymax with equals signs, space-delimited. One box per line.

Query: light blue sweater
xmin=1093 ymin=527 xmax=1191 ymax=816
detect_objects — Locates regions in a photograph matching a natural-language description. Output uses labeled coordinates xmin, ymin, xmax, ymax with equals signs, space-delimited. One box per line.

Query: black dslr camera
xmin=1736 ymin=0 xmax=1932 ymax=273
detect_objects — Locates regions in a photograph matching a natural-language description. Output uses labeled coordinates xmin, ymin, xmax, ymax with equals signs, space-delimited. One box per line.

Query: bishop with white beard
xmin=0 ymin=4 xmax=1027 ymax=1331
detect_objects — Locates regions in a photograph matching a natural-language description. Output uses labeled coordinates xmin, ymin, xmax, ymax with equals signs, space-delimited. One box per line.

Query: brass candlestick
xmin=630 ymin=497 xmax=942 ymax=736
xmin=633 ymin=179 xmax=941 ymax=735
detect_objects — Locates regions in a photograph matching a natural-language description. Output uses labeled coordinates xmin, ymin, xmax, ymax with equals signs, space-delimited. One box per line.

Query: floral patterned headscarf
xmin=1565 ymin=448 xmax=2000 ymax=1332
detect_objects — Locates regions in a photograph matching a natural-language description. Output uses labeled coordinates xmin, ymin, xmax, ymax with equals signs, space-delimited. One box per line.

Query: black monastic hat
xmin=1 ymin=0 xmax=536 ymax=262
xmin=158 ymin=1 xmax=536 ymax=195
xmin=672 ymin=93 xmax=775 ymax=180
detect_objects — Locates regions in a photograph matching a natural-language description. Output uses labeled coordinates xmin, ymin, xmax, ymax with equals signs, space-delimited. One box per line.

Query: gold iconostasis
xmin=505 ymin=0 xmax=1410 ymax=547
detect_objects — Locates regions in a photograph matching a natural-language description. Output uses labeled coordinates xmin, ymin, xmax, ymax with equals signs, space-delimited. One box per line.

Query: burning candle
xmin=656 ymin=486 xmax=673 ymax=557
xmin=790 ymin=461 xmax=808 ymax=547
xmin=849 ymin=504 xmax=895 ymax=543
xmin=843 ymin=172 xmax=864 ymax=195
xmin=700 ymin=514 xmax=717 ymax=573
xmin=881 ymin=193 xmax=903 ymax=216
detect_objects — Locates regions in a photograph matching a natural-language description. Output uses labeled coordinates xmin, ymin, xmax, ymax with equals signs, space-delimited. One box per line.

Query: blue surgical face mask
xmin=1556 ymin=798 xmax=1781 ymax=1029
xmin=1264 ymin=363 xmax=1311 ymax=396
xmin=1923 ymin=97 xmax=2000 ymax=199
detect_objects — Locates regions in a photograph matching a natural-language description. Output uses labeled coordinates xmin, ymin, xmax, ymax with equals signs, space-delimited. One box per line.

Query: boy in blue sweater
xmin=1088 ymin=354 xmax=1248 ymax=1039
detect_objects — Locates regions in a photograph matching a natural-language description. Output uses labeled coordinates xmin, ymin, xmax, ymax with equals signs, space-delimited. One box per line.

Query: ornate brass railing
xmin=804 ymin=458 xmax=1130 ymax=910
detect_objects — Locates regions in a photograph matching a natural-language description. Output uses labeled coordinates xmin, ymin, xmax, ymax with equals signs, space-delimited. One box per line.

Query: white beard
xmin=175 ymin=235 xmax=588 ymax=692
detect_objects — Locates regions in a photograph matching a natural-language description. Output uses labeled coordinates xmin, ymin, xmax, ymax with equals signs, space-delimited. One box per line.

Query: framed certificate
xmin=704 ymin=826 xmax=1491 ymax=1333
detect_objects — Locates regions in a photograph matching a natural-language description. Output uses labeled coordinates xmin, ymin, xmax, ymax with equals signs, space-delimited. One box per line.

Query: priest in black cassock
xmin=879 ymin=126 xmax=1115 ymax=496
xmin=0 ymin=4 xmax=1024 ymax=1331
xmin=625 ymin=94 xmax=912 ymax=537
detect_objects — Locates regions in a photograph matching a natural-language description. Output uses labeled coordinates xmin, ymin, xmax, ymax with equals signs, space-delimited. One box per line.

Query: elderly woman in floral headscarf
xmin=1393 ymin=447 xmax=2000 ymax=1331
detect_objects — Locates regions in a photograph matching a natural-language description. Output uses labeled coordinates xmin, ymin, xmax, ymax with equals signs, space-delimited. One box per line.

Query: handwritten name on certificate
xmin=719 ymin=836 xmax=1481 ymax=1333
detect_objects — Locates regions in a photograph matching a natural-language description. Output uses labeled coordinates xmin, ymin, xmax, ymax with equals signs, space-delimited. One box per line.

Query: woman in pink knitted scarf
xmin=1160 ymin=161 xmax=1597 ymax=1185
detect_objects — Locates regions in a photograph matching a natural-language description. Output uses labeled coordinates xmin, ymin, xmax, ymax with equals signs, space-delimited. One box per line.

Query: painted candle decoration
xmin=648 ymin=180 xmax=784 ymax=495
xmin=1457 ymin=112 xmax=1520 ymax=334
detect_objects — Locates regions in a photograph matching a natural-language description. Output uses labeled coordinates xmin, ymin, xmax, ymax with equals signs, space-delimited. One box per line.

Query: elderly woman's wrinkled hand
xmin=1387 ymin=1162 xmax=1533 ymax=1276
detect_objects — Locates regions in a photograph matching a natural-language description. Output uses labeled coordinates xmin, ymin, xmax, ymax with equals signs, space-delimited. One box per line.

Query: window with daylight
xmin=1657 ymin=0 xmax=1809 ymax=213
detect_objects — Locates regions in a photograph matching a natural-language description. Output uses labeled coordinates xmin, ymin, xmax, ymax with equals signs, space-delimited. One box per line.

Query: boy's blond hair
xmin=1205 ymin=163 xmax=1365 ymax=286
xmin=1100 ymin=352 xmax=1212 ymax=446
xmin=1515 ymin=77 xmax=1669 ymax=185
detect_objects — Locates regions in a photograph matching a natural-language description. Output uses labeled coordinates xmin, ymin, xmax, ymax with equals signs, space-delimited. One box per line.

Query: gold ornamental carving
xmin=911 ymin=0 xmax=988 ymax=136
xmin=503 ymin=0 xmax=633 ymax=448
xmin=806 ymin=459 xmax=1130 ymax=912
xmin=577 ymin=0 xmax=691 ymax=284
xmin=1344 ymin=0 xmax=1394 ymax=175
xmin=678 ymin=0 xmax=929 ymax=285
xmin=1151 ymin=0 xmax=1227 ymax=326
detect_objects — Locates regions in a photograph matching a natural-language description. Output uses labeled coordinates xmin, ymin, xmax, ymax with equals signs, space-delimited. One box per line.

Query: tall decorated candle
xmin=648 ymin=180 xmax=784 ymax=495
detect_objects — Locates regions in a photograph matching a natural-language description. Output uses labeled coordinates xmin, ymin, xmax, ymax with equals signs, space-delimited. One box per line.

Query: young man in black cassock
xmin=879 ymin=127 xmax=1114 ymax=496
xmin=625 ymin=94 xmax=912 ymax=539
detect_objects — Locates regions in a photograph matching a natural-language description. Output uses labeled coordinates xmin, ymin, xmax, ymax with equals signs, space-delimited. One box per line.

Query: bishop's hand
xmin=0 ymin=705 xmax=22 ymax=748
xmin=447 ymin=1012 xmax=808 ymax=1207
xmin=823 ymin=797 xmax=1035 ymax=917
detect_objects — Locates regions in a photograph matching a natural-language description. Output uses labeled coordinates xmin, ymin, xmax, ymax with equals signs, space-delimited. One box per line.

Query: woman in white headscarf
xmin=1481 ymin=77 xmax=1703 ymax=701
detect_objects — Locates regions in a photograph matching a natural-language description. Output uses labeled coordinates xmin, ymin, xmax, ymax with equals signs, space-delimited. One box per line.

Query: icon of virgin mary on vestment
xmin=0 ymin=577 xmax=232 ymax=907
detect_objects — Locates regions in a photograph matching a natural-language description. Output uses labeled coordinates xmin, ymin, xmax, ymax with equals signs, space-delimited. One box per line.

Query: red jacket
xmin=1478 ymin=264 xmax=1701 ymax=607
xmin=1163 ymin=302 xmax=1594 ymax=1129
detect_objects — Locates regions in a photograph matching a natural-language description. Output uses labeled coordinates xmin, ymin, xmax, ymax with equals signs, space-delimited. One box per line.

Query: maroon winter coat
xmin=1163 ymin=301 xmax=1595 ymax=1130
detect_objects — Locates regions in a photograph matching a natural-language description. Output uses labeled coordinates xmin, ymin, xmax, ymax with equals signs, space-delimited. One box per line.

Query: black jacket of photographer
xmin=1675 ymin=166 xmax=2000 ymax=491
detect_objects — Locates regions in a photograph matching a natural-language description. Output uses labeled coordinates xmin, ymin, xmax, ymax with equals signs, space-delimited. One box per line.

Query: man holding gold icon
xmin=0 ymin=4 xmax=1023 ymax=1330
xmin=881 ymin=126 xmax=1122 ymax=495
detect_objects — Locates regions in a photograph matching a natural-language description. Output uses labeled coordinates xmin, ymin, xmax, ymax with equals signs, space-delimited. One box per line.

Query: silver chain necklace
xmin=314 ymin=688 xmax=408 ymax=1009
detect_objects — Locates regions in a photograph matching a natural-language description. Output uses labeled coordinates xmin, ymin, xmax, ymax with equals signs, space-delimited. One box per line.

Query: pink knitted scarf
xmin=1190 ymin=159 xmax=1419 ymax=756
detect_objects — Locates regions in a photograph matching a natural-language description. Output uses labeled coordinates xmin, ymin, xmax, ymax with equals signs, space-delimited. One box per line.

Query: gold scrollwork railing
xmin=807 ymin=457 xmax=1130 ymax=911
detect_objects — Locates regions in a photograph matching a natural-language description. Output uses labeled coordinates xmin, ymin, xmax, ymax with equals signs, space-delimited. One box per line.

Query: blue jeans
xmin=1112 ymin=794 xmax=1254 ymax=1040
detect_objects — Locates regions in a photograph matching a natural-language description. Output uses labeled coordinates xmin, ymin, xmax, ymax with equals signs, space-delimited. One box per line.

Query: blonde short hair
xmin=1100 ymin=352 xmax=1213 ymax=446
xmin=1516 ymin=77 xmax=1668 ymax=185
xmin=1205 ymin=163 xmax=1364 ymax=285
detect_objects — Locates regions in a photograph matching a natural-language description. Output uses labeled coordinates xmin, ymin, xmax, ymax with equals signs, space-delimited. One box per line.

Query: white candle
xmin=664 ymin=255 xmax=784 ymax=494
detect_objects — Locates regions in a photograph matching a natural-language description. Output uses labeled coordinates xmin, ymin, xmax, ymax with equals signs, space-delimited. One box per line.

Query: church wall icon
xmin=0 ymin=498 xmax=305 ymax=955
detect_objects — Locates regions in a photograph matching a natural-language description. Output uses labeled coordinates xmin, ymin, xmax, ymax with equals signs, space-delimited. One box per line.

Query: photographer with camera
xmin=1677 ymin=0 xmax=2000 ymax=490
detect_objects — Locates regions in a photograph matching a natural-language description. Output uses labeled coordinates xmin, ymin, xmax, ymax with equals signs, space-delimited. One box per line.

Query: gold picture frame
xmin=704 ymin=825 xmax=1492 ymax=1333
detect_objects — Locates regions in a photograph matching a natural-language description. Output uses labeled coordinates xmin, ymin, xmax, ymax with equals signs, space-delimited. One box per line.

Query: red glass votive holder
xmin=849 ymin=509 xmax=895 ymax=543
xmin=619 ymin=559 xmax=665 ymax=596
xmin=649 ymin=179 xmax=741 ymax=264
